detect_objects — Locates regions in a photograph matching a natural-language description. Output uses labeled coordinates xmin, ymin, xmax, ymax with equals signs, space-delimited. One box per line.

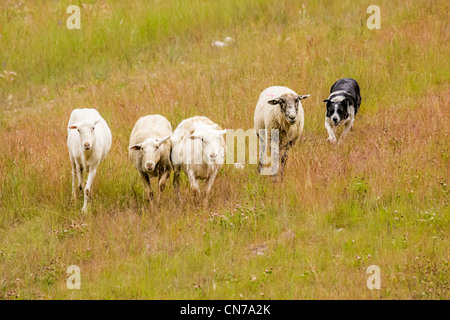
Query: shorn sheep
xmin=171 ymin=116 xmax=226 ymax=208
xmin=67 ymin=108 xmax=112 ymax=213
xmin=129 ymin=115 xmax=172 ymax=207
xmin=254 ymin=86 xmax=310 ymax=178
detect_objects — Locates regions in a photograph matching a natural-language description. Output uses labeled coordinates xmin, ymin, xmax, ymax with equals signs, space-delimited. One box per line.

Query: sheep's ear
xmin=93 ymin=119 xmax=101 ymax=126
xmin=217 ymin=129 xmax=227 ymax=136
xmin=158 ymin=134 xmax=171 ymax=146
xmin=130 ymin=144 xmax=142 ymax=151
xmin=68 ymin=124 xmax=78 ymax=130
xmin=298 ymin=94 xmax=310 ymax=100
xmin=267 ymin=99 xmax=280 ymax=105
xmin=323 ymin=99 xmax=330 ymax=103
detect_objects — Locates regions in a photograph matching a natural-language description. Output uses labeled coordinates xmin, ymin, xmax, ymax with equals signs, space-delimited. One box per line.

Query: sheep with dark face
xmin=254 ymin=86 xmax=310 ymax=178
xmin=129 ymin=115 xmax=172 ymax=207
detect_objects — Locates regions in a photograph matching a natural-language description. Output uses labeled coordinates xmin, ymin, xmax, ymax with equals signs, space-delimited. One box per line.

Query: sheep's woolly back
xmin=257 ymin=86 xmax=298 ymax=103
xmin=129 ymin=114 xmax=172 ymax=148
xmin=68 ymin=108 xmax=102 ymax=128
xmin=171 ymin=116 xmax=226 ymax=172
xmin=171 ymin=116 xmax=223 ymax=145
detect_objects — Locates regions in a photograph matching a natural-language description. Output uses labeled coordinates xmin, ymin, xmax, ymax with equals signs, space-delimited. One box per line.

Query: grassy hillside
xmin=0 ymin=0 xmax=448 ymax=299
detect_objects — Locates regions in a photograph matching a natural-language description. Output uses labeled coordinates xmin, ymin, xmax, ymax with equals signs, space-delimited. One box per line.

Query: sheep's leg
xmin=325 ymin=117 xmax=337 ymax=144
xmin=266 ymin=128 xmax=272 ymax=164
xmin=82 ymin=166 xmax=97 ymax=213
xmin=71 ymin=160 xmax=77 ymax=200
xmin=77 ymin=164 xmax=84 ymax=191
xmin=157 ymin=169 xmax=171 ymax=205
xmin=338 ymin=118 xmax=354 ymax=145
xmin=140 ymin=172 xmax=153 ymax=204
xmin=173 ymin=165 xmax=182 ymax=203
xmin=278 ymin=138 xmax=296 ymax=179
xmin=203 ymin=167 xmax=219 ymax=209
xmin=259 ymin=128 xmax=278 ymax=175
xmin=269 ymin=128 xmax=280 ymax=176
xmin=187 ymin=170 xmax=201 ymax=206
xmin=257 ymin=130 xmax=266 ymax=173
xmin=279 ymin=150 xmax=289 ymax=180
xmin=285 ymin=138 xmax=296 ymax=151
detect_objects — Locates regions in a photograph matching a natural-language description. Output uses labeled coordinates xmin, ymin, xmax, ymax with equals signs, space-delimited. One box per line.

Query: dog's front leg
xmin=325 ymin=117 xmax=337 ymax=144
xmin=338 ymin=120 xmax=353 ymax=144
xmin=338 ymin=113 xmax=355 ymax=144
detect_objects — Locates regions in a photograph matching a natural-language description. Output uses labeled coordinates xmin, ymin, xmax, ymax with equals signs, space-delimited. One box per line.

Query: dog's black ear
xmin=344 ymin=98 xmax=354 ymax=107
xmin=323 ymin=99 xmax=330 ymax=103
xmin=341 ymin=92 xmax=356 ymax=106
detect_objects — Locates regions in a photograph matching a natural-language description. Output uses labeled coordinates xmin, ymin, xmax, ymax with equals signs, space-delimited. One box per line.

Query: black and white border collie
xmin=323 ymin=78 xmax=361 ymax=144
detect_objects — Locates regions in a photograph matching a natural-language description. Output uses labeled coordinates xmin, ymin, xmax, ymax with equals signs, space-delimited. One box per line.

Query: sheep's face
xmin=268 ymin=93 xmax=310 ymax=125
xmin=190 ymin=128 xmax=226 ymax=165
xmin=130 ymin=135 xmax=171 ymax=171
xmin=68 ymin=120 xmax=100 ymax=150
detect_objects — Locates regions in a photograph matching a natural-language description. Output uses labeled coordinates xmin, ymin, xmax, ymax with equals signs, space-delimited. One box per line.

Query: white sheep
xmin=171 ymin=116 xmax=226 ymax=208
xmin=254 ymin=86 xmax=310 ymax=178
xmin=211 ymin=36 xmax=234 ymax=48
xmin=129 ymin=115 xmax=172 ymax=206
xmin=67 ymin=108 xmax=112 ymax=213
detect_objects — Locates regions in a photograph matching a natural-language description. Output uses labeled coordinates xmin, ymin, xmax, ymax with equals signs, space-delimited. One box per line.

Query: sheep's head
xmin=190 ymin=127 xmax=226 ymax=165
xmin=268 ymin=93 xmax=310 ymax=124
xmin=68 ymin=119 xmax=100 ymax=150
xmin=130 ymin=135 xmax=171 ymax=171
